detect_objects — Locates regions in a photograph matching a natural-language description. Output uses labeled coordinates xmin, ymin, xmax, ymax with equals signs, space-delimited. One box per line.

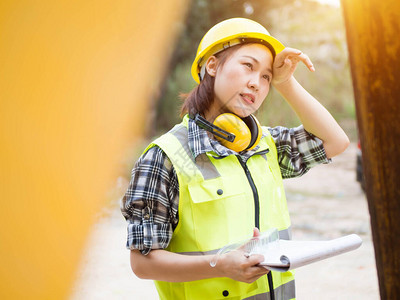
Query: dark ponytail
xmin=180 ymin=72 xmax=215 ymax=117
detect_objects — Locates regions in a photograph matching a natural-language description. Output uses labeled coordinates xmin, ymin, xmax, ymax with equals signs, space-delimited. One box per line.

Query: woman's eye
xmin=263 ymin=74 xmax=270 ymax=81
xmin=244 ymin=63 xmax=252 ymax=69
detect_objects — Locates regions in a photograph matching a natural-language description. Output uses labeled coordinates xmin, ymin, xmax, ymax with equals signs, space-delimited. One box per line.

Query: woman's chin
xmin=230 ymin=107 xmax=253 ymax=118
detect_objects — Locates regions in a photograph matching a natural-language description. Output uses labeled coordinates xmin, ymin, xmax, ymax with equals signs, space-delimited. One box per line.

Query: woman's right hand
xmin=214 ymin=228 xmax=270 ymax=283
xmin=216 ymin=249 xmax=270 ymax=283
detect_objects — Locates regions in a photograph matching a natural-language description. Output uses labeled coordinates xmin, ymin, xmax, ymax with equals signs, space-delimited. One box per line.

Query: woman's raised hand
xmin=272 ymin=47 xmax=315 ymax=87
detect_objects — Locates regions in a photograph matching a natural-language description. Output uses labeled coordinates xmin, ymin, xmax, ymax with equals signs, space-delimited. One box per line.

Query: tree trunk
xmin=341 ymin=0 xmax=400 ymax=298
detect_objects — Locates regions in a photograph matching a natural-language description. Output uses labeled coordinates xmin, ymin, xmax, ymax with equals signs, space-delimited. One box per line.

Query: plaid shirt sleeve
xmin=267 ymin=125 xmax=331 ymax=179
xmin=121 ymin=146 xmax=179 ymax=255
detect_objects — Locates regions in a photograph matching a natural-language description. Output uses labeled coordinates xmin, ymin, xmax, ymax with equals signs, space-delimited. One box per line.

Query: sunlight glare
xmin=315 ymin=0 xmax=341 ymax=6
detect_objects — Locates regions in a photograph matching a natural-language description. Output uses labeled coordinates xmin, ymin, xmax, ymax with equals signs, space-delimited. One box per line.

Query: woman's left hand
xmin=272 ymin=47 xmax=315 ymax=87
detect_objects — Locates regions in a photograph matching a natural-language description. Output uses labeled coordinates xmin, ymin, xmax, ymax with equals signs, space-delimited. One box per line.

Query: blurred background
xmin=1 ymin=0 xmax=381 ymax=299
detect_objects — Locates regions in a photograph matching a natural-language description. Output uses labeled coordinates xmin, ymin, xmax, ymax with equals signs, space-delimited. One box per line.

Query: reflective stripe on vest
xmin=147 ymin=116 xmax=295 ymax=300
xmin=242 ymin=280 xmax=296 ymax=300
xmin=177 ymin=228 xmax=292 ymax=256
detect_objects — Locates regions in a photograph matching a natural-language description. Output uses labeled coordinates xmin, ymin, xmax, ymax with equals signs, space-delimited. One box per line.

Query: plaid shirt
xmin=121 ymin=118 xmax=330 ymax=254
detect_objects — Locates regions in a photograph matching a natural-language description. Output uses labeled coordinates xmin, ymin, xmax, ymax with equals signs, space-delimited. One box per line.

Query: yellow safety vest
xmin=147 ymin=115 xmax=295 ymax=299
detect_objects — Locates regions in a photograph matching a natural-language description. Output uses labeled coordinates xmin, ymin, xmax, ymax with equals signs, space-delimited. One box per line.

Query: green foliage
xmin=153 ymin=0 xmax=355 ymax=137
xmin=154 ymin=62 xmax=196 ymax=134
xmin=260 ymin=0 xmax=355 ymax=130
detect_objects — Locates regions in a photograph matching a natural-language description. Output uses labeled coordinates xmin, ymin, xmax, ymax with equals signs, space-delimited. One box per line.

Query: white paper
xmin=252 ymin=234 xmax=362 ymax=272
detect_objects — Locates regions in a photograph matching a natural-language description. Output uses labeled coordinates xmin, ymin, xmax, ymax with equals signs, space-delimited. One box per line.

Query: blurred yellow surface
xmin=0 ymin=0 xmax=187 ymax=298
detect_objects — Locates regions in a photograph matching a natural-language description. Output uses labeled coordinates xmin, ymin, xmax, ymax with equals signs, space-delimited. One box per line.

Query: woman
xmin=121 ymin=18 xmax=349 ymax=299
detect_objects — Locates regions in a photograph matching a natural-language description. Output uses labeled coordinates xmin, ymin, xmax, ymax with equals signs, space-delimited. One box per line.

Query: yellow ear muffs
xmin=192 ymin=113 xmax=262 ymax=152
xmin=213 ymin=113 xmax=251 ymax=152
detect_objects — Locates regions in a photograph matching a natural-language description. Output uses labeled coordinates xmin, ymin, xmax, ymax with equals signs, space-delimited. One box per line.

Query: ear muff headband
xmin=242 ymin=115 xmax=262 ymax=150
xmin=192 ymin=113 xmax=262 ymax=152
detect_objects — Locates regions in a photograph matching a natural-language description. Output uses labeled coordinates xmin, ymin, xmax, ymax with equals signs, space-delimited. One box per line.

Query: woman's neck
xmin=204 ymin=103 xmax=225 ymax=123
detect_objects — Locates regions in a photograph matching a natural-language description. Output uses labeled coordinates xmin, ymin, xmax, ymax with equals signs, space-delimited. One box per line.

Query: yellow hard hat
xmin=191 ymin=17 xmax=285 ymax=84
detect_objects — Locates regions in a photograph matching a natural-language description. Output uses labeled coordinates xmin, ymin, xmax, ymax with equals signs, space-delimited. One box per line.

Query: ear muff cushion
xmin=213 ymin=113 xmax=251 ymax=152
xmin=242 ymin=115 xmax=261 ymax=149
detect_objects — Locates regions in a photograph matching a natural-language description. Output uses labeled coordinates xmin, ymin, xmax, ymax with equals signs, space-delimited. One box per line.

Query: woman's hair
xmin=180 ymin=70 xmax=215 ymax=118
xmin=180 ymin=44 xmax=245 ymax=118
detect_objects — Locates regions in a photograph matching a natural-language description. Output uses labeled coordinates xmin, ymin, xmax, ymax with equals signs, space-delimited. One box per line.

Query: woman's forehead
xmin=229 ymin=43 xmax=274 ymax=66
xmin=235 ymin=43 xmax=273 ymax=58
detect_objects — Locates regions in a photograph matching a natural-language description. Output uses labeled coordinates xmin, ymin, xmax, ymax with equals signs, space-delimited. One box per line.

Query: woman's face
xmin=206 ymin=43 xmax=273 ymax=119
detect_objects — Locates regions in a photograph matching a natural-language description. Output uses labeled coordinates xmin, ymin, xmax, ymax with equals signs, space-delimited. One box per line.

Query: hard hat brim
xmin=191 ymin=32 xmax=285 ymax=84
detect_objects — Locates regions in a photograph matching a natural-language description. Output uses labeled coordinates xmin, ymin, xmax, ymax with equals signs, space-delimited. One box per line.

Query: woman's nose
xmin=248 ymin=77 xmax=259 ymax=91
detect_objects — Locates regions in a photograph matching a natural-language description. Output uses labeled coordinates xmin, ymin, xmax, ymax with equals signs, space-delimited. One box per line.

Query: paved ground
xmin=71 ymin=143 xmax=379 ymax=299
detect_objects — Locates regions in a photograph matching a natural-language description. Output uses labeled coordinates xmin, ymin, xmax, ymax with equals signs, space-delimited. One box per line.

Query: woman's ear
xmin=205 ymin=56 xmax=218 ymax=77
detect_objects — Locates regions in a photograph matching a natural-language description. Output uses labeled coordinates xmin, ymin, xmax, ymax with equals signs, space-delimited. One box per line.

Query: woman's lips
xmin=240 ymin=93 xmax=255 ymax=104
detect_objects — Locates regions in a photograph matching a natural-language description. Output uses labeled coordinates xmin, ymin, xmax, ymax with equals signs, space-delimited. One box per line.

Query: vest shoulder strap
xmin=144 ymin=123 xmax=204 ymax=182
